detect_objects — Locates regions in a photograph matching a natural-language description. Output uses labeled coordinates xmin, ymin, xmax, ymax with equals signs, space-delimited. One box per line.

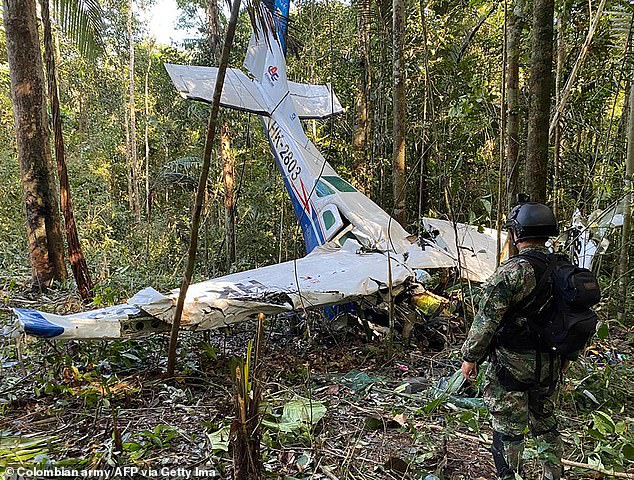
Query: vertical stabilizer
xmin=263 ymin=0 xmax=290 ymax=54
xmin=244 ymin=8 xmax=289 ymax=109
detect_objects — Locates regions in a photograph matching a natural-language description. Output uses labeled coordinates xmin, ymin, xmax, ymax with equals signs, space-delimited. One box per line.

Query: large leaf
xmin=51 ymin=0 xmax=104 ymax=59
xmin=0 ymin=434 xmax=54 ymax=467
xmin=262 ymin=397 xmax=326 ymax=433
xmin=207 ymin=426 xmax=231 ymax=452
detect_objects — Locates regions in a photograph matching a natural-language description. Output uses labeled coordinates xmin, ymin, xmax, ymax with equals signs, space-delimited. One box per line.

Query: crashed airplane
xmin=8 ymin=5 xmax=505 ymax=341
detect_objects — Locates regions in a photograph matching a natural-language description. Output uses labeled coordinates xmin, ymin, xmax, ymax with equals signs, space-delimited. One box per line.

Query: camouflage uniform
xmin=461 ymin=246 xmax=566 ymax=480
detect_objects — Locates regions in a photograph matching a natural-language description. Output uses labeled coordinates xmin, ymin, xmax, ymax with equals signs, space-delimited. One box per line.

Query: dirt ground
xmin=0 ymin=292 xmax=630 ymax=479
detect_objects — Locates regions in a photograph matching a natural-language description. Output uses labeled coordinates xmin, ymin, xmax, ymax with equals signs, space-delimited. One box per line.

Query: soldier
xmin=460 ymin=202 xmax=574 ymax=480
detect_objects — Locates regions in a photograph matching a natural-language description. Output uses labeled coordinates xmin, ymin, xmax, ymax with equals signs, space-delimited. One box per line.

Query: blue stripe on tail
xmin=264 ymin=0 xmax=290 ymax=55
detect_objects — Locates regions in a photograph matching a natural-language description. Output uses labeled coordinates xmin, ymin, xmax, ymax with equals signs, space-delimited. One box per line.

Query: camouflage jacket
xmin=461 ymin=245 xmax=548 ymax=364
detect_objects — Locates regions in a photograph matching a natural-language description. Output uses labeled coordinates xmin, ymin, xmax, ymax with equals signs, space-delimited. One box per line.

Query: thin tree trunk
xmin=127 ymin=0 xmax=140 ymax=222
xmin=549 ymin=0 xmax=606 ymax=137
xmin=553 ymin=3 xmax=566 ymax=218
xmin=207 ymin=0 xmax=235 ymax=268
xmin=145 ymin=43 xmax=153 ymax=219
xmin=618 ymin=65 xmax=634 ymax=318
xmin=417 ymin=0 xmax=432 ymax=224
xmin=41 ymin=0 xmax=93 ymax=299
xmin=166 ymin=0 xmax=242 ymax=377
xmin=4 ymin=0 xmax=67 ymax=287
xmin=221 ymin=123 xmax=236 ymax=266
xmin=525 ymin=0 xmax=554 ymax=203
xmin=497 ymin=0 xmax=508 ymax=263
xmin=506 ymin=0 xmax=524 ymax=209
xmin=207 ymin=0 xmax=221 ymax=59
xmin=392 ymin=0 xmax=406 ymax=227
xmin=124 ymin=102 xmax=133 ymax=209
xmin=353 ymin=0 xmax=371 ymax=194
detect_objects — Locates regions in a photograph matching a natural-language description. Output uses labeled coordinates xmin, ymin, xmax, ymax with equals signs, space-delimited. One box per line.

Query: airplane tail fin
xmin=243 ymin=5 xmax=343 ymax=118
xmin=262 ymin=0 xmax=290 ymax=54
xmin=243 ymin=6 xmax=288 ymax=103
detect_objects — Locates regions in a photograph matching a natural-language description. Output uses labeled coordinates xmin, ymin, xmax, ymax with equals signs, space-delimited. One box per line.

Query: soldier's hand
xmin=461 ymin=361 xmax=478 ymax=381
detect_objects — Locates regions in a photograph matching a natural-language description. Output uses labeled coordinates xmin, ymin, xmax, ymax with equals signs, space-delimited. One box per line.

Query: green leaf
xmin=281 ymin=397 xmax=326 ymax=425
xmin=593 ymin=411 xmax=616 ymax=435
xmin=51 ymin=0 xmax=104 ymax=59
xmin=622 ymin=443 xmax=634 ymax=461
xmin=207 ymin=426 xmax=230 ymax=452
xmin=296 ymin=452 xmax=311 ymax=468
xmin=364 ymin=416 xmax=384 ymax=430
xmin=340 ymin=371 xmax=381 ymax=392
xmin=596 ymin=323 xmax=609 ymax=339
xmin=263 ymin=397 xmax=327 ymax=433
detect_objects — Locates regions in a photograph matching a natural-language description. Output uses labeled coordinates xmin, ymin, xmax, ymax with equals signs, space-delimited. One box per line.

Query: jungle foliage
xmin=0 ymin=0 xmax=633 ymax=478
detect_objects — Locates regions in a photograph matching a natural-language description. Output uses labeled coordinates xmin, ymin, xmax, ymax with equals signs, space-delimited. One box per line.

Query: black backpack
xmin=497 ymin=251 xmax=601 ymax=357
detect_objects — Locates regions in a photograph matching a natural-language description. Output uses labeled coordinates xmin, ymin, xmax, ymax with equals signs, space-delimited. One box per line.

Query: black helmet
xmin=506 ymin=202 xmax=559 ymax=242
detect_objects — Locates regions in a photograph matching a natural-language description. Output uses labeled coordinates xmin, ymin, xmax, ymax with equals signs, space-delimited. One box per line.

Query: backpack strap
xmin=506 ymin=251 xmax=557 ymax=315
xmin=521 ymin=251 xmax=558 ymax=292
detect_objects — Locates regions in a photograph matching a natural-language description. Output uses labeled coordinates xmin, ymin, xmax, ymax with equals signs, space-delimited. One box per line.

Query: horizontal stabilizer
xmin=288 ymin=81 xmax=344 ymax=119
xmin=164 ymin=63 xmax=271 ymax=115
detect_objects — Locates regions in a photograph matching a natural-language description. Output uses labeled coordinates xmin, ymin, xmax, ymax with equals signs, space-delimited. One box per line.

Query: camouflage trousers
xmin=484 ymin=361 xmax=563 ymax=480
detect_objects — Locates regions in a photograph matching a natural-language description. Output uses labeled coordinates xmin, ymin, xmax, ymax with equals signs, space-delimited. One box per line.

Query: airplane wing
xmin=8 ymin=225 xmax=504 ymax=340
xmin=288 ymin=81 xmax=344 ymax=119
xmin=164 ymin=64 xmax=271 ymax=115
xmin=10 ymin=241 xmax=421 ymax=340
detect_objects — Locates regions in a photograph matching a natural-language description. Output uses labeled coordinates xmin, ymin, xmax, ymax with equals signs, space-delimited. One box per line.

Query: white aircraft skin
xmin=242 ymin=17 xmax=412 ymax=255
xmin=7 ymin=8 xmax=500 ymax=340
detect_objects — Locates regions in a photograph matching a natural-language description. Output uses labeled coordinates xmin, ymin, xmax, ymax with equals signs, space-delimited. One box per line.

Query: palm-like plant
xmin=51 ymin=0 xmax=104 ymax=59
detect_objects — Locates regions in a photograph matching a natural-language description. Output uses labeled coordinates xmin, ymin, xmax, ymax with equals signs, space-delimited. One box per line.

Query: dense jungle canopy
xmin=0 ymin=0 xmax=633 ymax=478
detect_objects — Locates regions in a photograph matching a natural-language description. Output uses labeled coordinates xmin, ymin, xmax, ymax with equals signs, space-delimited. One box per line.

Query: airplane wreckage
xmin=6 ymin=6 xmax=623 ymax=342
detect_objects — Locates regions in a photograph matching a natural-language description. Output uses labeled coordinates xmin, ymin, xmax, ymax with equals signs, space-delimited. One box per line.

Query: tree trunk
xmin=3 ymin=0 xmax=67 ymax=287
xmin=41 ymin=0 xmax=93 ymax=299
xmin=221 ymin=123 xmax=236 ymax=267
xmin=127 ymin=0 xmax=141 ymax=222
xmin=207 ymin=0 xmax=235 ymax=268
xmin=497 ymin=0 xmax=507 ymax=262
xmin=506 ymin=0 xmax=524 ymax=209
xmin=418 ymin=0 xmax=435 ymax=221
xmin=166 ymin=0 xmax=242 ymax=377
xmin=618 ymin=65 xmax=634 ymax=318
xmin=525 ymin=0 xmax=554 ymax=203
xmin=145 ymin=43 xmax=153 ymax=219
xmin=206 ymin=0 xmax=221 ymax=59
xmin=392 ymin=0 xmax=406 ymax=227
xmin=552 ymin=3 xmax=566 ymax=218
xmin=353 ymin=0 xmax=371 ymax=194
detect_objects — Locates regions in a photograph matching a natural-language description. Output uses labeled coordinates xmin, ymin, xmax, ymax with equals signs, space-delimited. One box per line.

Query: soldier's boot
xmin=535 ymin=427 xmax=563 ymax=480
xmin=492 ymin=431 xmax=524 ymax=480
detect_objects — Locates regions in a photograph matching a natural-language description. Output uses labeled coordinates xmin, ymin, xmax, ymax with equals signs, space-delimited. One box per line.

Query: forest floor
xmin=0 ymin=286 xmax=633 ymax=480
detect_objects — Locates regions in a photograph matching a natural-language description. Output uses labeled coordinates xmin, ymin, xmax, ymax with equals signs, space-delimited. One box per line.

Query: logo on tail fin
xmin=267 ymin=65 xmax=279 ymax=83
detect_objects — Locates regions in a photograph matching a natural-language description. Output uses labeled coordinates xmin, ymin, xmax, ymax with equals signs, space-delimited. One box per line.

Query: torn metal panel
xmin=12 ymin=305 xmax=134 ymax=339
xmin=568 ymin=206 xmax=624 ymax=269
xmin=11 ymin=242 xmax=416 ymax=339
xmin=422 ymin=218 xmax=504 ymax=283
xmin=143 ymin=241 xmax=414 ymax=330
xmin=405 ymin=241 xmax=458 ymax=271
